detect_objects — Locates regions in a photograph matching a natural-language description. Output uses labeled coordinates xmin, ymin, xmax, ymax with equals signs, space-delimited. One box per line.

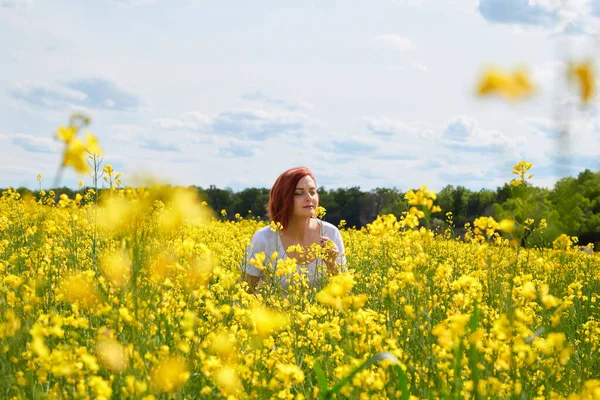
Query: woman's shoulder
xmin=253 ymin=225 xmax=276 ymax=241
xmin=252 ymin=225 xmax=275 ymax=245
xmin=319 ymin=220 xmax=342 ymax=236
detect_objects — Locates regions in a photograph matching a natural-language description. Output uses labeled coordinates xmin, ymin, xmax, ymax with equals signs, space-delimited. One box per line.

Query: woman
xmin=242 ymin=167 xmax=346 ymax=293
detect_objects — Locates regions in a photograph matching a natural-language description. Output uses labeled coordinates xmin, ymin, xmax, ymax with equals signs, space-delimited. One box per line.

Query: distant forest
xmin=5 ymin=169 xmax=600 ymax=247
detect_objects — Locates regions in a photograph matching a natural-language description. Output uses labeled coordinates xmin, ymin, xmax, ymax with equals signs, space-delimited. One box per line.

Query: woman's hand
xmin=320 ymin=236 xmax=339 ymax=274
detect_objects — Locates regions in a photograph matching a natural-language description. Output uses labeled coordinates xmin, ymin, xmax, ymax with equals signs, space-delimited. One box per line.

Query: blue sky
xmin=1 ymin=0 xmax=599 ymax=192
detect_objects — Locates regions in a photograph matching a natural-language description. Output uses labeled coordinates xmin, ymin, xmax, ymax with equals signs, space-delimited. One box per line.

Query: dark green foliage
xmin=4 ymin=169 xmax=600 ymax=247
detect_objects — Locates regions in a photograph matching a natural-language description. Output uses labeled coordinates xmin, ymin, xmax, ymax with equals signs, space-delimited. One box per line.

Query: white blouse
xmin=241 ymin=219 xmax=347 ymax=289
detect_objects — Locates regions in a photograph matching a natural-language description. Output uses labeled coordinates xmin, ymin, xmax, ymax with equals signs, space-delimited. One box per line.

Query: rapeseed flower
xmin=96 ymin=338 xmax=128 ymax=372
xmin=100 ymin=249 xmax=132 ymax=289
xmin=568 ymin=60 xmax=595 ymax=104
xmin=150 ymin=356 xmax=190 ymax=393
xmin=476 ymin=67 xmax=533 ymax=99
xmin=1 ymin=151 xmax=599 ymax=399
xmin=249 ymin=305 xmax=289 ymax=338
xmin=57 ymin=272 xmax=100 ymax=310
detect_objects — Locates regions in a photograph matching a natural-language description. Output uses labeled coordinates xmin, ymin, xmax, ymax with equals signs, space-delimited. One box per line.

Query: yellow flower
xmin=61 ymin=133 xmax=102 ymax=174
xmin=103 ymin=164 xmax=114 ymax=177
xmin=448 ymin=313 xmax=470 ymax=337
xmin=511 ymin=161 xmax=533 ymax=186
xmin=56 ymin=125 xmax=77 ymax=144
xmin=211 ymin=332 xmax=237 ymax=360
xmin=62 ymin=138 xmax=89 ymax=173
xmin=96 ymin=338 xmax=128 ymax=372
xmin=498 ymin=219 xmax=515 ymax=233
xmin=58 ymin=272 xmax=100 ymax=310
xmin=316 ymin=273 xmax=356 ymax=310
xmin=84 ymin=132 xmax=102 ymax=156
xmin=477 ymin=67 xmax=533 ymax=99
xmin=522 ymin=281 xmax=537 ymax=300
xmin=3 ymin=274 xmax=23 ymax=289
xmin=183 ymin=255 xmax=213 ymax=292
xmin=553 ymin=234 xmax=574 ymax=251
xmin=250 ymin=252 xmax=266 ymax=271
xmin=31 ymin=335 xmax=50 ymax=359
xmin=151 ymin=356 xmax=190 ymax=393
xmin=249 ymin=306 xmax=289 ymax=338
xmin=569 ymin=60 xmax=595 ymax=104
xmin=315 ymin=206 xmax=326 ymax=219
xmin=213 ymin=365 xmax=242 ymax=395
xmin=119 ymin=307 xmax=134 ymax=323
xmin=100 ymin=249 xmax=132 ymax=289
xmin=403 ymin=304 xmax=416 ymax=319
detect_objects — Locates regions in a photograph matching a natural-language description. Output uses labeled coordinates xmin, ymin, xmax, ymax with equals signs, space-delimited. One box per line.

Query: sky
xmin=1 ymin=0 xmax=600 ymax=192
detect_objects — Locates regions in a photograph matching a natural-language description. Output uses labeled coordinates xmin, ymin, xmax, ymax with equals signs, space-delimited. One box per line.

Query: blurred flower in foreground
xmin=476 ymin=67 xmax=533 ymax=99
xmin=100 ymin=249 xmax=132 ymax=290
xmin=316 ymin=273 xmax=356 ymax=310
xmin=568 ymin=60 xmax=595 ymax=104
xmin=57 ymin=271 xmax=100 ymax=310
xmin=96 ymin=338 xmax=128 ymax=372
xmin=56 ymin=114 xmax=102 ymax=174
xmin=213 ymin=365 xmax=243 ymax=395
xmin=249 ymin=306 xmax=289 ymax=338
xmin=151 ymin=356 xmax=190 ymax=393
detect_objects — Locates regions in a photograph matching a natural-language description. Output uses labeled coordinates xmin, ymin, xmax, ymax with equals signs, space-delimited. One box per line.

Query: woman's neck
xmin=283 ymin=217 xmax=315 ymax=242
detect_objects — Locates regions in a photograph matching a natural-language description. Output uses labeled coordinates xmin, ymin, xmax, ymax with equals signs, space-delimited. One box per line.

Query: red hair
xmin=267 ymin=167 xmax=316 ymax=230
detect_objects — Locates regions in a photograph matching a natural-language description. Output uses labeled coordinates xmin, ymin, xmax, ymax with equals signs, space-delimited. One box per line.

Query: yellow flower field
xmin=0 ymin=182 xmax=599 ymax=400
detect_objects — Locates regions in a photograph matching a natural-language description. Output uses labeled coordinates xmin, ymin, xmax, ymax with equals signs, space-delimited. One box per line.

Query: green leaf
xmin=313 ymin=360 xmax=328 ymax=399
xmin=396 ymin=365 xmax=410 ymax=400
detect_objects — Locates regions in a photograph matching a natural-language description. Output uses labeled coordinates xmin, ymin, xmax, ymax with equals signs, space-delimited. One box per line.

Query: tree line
xmin=5 ymin=168 xmax=600 ymax=247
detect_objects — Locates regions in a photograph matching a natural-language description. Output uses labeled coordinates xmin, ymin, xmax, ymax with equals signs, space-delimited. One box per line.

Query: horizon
xmin=2 ymin=0 xmax=600 ymax=192
xmin=4 ymin=165 xmax=598 ymax=195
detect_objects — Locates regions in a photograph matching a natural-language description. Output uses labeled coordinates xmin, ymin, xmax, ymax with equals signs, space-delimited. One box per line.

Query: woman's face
xmin=293 ymin=175 xmax=319 ymax=218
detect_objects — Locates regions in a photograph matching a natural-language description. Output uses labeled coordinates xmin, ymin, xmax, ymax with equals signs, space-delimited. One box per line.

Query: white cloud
xmin=218 ymin=138 xmax=262 ymax=158
xmin=410 ymin=62 xmax=428 ymax=72
xmin=139 ymin=138 xmax=182 ymax=153
xmin=10 ymin=81 xmax=87 ymax=108
xmin=2 ymin=1 xmax=599 ymax=192
xmin=180 ymin=112 xmax=213 ymax=130
xmin=0 ymin=165 xmax=38 ymax=174
xmin=441 ymin=116 xmax=525 ymax=152
xmin=240 ymin=91 xmax=314 ymax=111
xmin=112 ymin=0 xmax=159 ymax=7
xmin=373 ymin=34 xmax=415 ymax=51
xmin=385 ymin=63 xmax=428 ymax=73
xmin=366 ymin=117 xmax=438 ymax=140
xmin=9 ymin=133 xmax=61 ymax=153
xmin=9 ymin=78 xmax=142 ymax=111
xmin=153 ymin=106 xmax=310 ymax=141
xmin=151 ymin=118 xmax=187 ymax=130
xmin=391 ymin=0 xmax=425 ymax=5
xmin=0 ymin=0 xmax=33 ymax=10
xmin=478 ymin=0 xmax=600 ymax=36
xmin=109 ymin=124 xmax=151 ymax=142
